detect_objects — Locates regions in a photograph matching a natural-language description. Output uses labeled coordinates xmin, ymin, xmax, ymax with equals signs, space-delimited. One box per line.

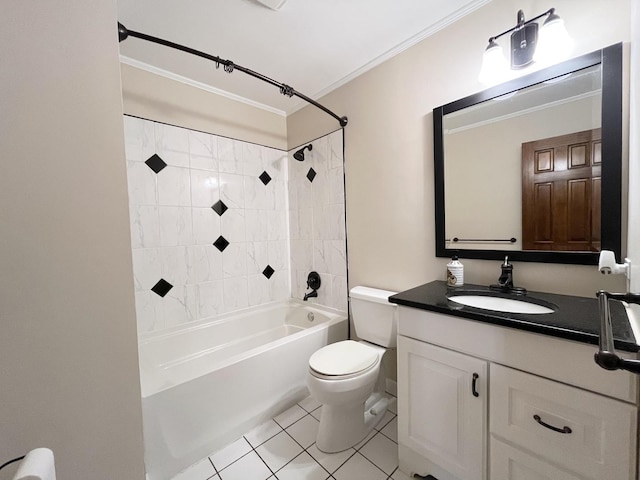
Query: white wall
xmin=288 ymin=0 xmax=631 ymax=297
xmin=0 ymin=2 xmax=145 ymax=480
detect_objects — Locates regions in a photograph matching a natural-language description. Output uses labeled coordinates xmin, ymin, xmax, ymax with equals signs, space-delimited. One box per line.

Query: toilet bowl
xmin=306 ymin=286 xmax=398 ymax=453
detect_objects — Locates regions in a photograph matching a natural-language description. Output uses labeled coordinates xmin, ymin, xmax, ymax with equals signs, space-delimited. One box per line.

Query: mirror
xmin=434 ymin=43 xmax=622 ymax=264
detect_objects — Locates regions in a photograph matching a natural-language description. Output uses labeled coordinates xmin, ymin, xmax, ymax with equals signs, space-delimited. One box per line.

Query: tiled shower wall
xmin=289 ymin=131 xmax=347 ymax=312
xmin=123 ymin=117 xmax=347 ymax=335
xmin=123 ymin=116 xmax=289 ymax=334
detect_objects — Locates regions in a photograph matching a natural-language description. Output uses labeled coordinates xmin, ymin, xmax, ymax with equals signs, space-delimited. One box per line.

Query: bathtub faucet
xmin=304 ymin=271 xmax=321 ymax=301
xmin=304 ymin=289 xmax=318 ymax=301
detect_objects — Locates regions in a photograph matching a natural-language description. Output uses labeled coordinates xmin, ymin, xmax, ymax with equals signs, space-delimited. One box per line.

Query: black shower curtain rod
xmin=118 ymin=23 xmax=348 ymax=127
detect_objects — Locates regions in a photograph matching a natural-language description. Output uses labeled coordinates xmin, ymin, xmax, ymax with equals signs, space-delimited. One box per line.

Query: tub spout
xmin=304 ymin=289 xmax=318 ymax=301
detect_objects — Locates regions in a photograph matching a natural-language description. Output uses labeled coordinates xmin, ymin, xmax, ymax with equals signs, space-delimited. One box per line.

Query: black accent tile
xmin=211 ymin=200 xmax=228 ymax=216
xmin=213 ymin=236 xmax=230 ymax=252
xmin=306 ymin=168 xmax=317 ymax=183
xmin=259 ymin=171 xmax=272 ymax=185
xmin=145 ymin=154 xmax=167 ymax=174
xmin=151 ymin=278 xmax=173 ymax=298
xmin=262 ymin=265 xmax=275 ymax=279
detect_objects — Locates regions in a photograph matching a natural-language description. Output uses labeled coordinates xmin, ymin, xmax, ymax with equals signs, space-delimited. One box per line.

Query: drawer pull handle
xmin=472 ymin=373 xmax=479 ymax=397
xmin=533 ymin=414 xmax=572 ymax=434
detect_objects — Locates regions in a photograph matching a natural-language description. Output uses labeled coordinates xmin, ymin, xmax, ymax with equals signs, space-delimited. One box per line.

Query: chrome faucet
xmin=490 ymin=256 xmax=526 ymax=294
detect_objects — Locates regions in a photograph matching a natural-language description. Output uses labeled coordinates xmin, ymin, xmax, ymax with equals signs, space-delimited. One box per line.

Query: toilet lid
xmin=309 ymin=340 xmax=379 ymax=376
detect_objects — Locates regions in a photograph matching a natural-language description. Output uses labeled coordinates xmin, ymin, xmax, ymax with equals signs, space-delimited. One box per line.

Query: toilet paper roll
xmin=12 ymin=448 xmax=56 ymax=480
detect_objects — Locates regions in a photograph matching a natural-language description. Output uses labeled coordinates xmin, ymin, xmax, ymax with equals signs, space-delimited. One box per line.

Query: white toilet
xmin=307 ymin=286 xmax=398 ymax=453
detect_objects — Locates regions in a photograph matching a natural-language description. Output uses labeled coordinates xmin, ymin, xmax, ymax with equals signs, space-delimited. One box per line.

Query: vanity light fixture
xmin=479 ymin=8 xmax=573 ymax=85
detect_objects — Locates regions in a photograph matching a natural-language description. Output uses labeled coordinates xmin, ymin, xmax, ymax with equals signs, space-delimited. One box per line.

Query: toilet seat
xmin=309 ymin=340 xmax=380 ymax=379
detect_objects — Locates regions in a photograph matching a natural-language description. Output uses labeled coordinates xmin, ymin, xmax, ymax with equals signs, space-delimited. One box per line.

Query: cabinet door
xmin=398 ymin=335 xmax=487 ymax=480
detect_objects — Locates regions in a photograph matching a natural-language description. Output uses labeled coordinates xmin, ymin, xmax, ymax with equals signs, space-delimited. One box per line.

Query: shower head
xmin=293 ymin=144 xmax=312 ymax=162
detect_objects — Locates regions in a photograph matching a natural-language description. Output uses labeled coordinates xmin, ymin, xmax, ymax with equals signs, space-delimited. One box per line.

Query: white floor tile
xmin=310 ymin=406 xmax=322 ymax=421
xmin=274 ymin=404 xmax=308 ymax=428
xmin=359 ymin=432 xmax=399 ymax=474
xmin=381 ymin=416 xmax=398 ymax=443
xmin=306 ymin=444 xmax=355 ymax=474
xmin=171 ymin=458 xmax=216 ymax=480
xmin=275 ymin=452 xmax=331 ymax=480
xmin=285 ymin=414 xmax=319 ymax=449
xmin=391 ymin=467 xmax=414 ymax=479
xmin=217 ymin=451 xmax=272 ymax=480
xmin=255 ymin=431 xmax=303 ymax=472
xmin=244 ymin=419 xmax=282 ymax=448
xmin=375 ymin=410 xmax=395 ymax=431
xmin=332 ymin=452 xmax=388 ymax=480
xmin=353 ymin=428 xmax=377 ymax=450
xmin=298 ymin=395 xmax=322 ymax=413
xmin=209 ymin=437 xmax=252 ymax=471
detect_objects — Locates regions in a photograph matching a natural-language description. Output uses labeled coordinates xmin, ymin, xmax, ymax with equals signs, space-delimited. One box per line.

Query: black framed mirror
xmin=434 ymin=43 xmax=622 ymax=264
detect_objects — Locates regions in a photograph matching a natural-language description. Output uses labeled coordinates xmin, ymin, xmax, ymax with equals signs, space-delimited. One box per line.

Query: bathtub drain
xmin=307 ymin=312 xmax=315 ymax=322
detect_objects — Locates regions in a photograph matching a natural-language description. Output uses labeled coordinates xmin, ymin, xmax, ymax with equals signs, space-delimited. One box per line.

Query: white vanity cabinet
xmin=396 ymin=306 xmax=639 ymax=480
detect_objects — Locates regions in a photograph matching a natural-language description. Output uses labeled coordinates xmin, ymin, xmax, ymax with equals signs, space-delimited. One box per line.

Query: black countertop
xmin=389 ymin=281 xmax=638 ymax=353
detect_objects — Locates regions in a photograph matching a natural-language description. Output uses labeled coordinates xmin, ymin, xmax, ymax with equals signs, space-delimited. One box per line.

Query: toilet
xmin=307 ymin=286 xmax=398 ymax=453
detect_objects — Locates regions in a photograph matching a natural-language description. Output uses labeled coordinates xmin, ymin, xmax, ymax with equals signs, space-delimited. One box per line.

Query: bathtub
xmin=138 ymin=300 xmax=348 ymax=480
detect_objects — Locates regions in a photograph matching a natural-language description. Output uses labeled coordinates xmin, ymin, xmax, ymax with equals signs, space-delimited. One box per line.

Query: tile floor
xmin=171 ymin=394 xmax=412 ymax=480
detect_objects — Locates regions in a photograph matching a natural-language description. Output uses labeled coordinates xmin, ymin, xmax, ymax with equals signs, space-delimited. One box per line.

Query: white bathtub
xmin=138 ymin=300 xmax=348 ymax=480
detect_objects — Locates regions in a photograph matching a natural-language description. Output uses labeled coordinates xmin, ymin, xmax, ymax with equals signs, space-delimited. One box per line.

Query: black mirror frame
xmin=434 ymin=43 xmax=623 ymax=265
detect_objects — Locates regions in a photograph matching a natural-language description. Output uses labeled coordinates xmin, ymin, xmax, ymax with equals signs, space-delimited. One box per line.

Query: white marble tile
xmin=328 ymin=166 xmax=345 ymax=205
xmin=123 ymin=116 xmax=155 ymax=162
xmin=219 ymin=173 xmax=245 ymax=209
xmin=222 ymin=243 xmax=247 ymax=278
xmin=223 ymin=277 xmax=248 ymax=312
xmin=135 ymin=291 xmax=163 ymax=334
xmin=328 ymin=204 xmax=346 ymax=240
xmin=285 ymin=413 xmax=319 ymax=449
xmin=155 ymin=123 xmax=190 ymax=167
xmin=312 ymin=241 xmax=330 ymax=274
xmin=209 ymin=437 xmax=252 ymax=471
xmin=296 ymin=178 xmax=313 ymax=210
xmin=331 ymin=275 xmax=348 ymax=312
xmin=332 ymin=452 xmax=387 ymax=480
xmin=275 ymin=452 xmax=330 ymax=480
xmin=290 ymin=239 xmax=313 ymax=272
xmin=267 ymin=210 xmax=287 ymax=241
xmin=158 ymin=166 xmax=191 ymax=206
xmin=264 ymin=148 xmax=286 ymax=180
xmin=274 ymin=404 xmax=307 ymax=428
xmin=246 ymin=242 xmax=269 ymax=275
xmin=159 ymin=207 xmax=193 ymax=246
xmin=298 ymin=208 xmax=313 ymax=240
xmin=255 ymin=431 xmax=303 ymax=473
xmin=311 ymin=170 xmax=330 ymax=207
xmin=218 ymin=137 xmax=243 ymax=174
xmin=159 ymin=246 xmax=193 ymax=286
xmin=245 ymin=209 xmax=268 ymax=242
xmin=131 ymin=248 xmax=161 ymax=292
xmin=220 ymin=208 xmax=246 ymax=243
xmin=268 ymin=240 xmax=288 ymax=271
xmin=217 ymin=450 xmax=272 ymax=480
xmin=328 ymin=240 xmax=347 ymax=277
xmin=196 ymin=280 xmax=224 ymax=319
xmin=274 ymin=180 xmax=287 ymax=211
xmin=314 ymin=274 xmax=333 ymax=307
xmin=126 ymin=161 xmax=157 ymax=206
xmin=269 ymin=270 xmax=290 ymax=302
xmin=192 ymin=208 xmax=220 ymax=245
xmin=311 ymin=206 xmax=329 ymax=241
xmin=171 ymin=457 xmax=216 ymax=480
xmin=162 ymin=285 xmax=197 ymax=328
xmin=242 ymin=142 xmax=264 ymax=177
xmin=244 ymin=419 xmax=282 ymax=448
xmin=328 ymin=130 xmax=344 ymax=170
xmin=247 ymin=274 xmax=271 ymax=306
xmin=243 ymin=175 xmax=264 ymax=210
xmin=191 ymin=245 xmax=222 ymax=283
xmin=190 ymin=169 xmax=220 ymax=208
xmin=306 ymin=443 xmax=355 ymax=475
xmin=130 ymin=205 xmax=160 ymax=249
xmin=188 ymin=131 xmax=217 ymax=171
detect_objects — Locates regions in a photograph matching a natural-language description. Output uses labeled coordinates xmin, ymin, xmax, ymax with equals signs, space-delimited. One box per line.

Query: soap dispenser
xmin=447 ymin=255 xmax=464 ymax=287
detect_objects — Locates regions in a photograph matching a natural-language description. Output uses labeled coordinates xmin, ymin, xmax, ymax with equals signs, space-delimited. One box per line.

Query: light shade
xmin=478 ymin=40 xmax=509 ymax=85
xmin=533 ymin=12 xmax=573 ymax=65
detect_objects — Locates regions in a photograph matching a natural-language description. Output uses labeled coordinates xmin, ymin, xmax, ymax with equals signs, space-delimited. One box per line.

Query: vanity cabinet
xmin=397 ymin=336 xmax=487 ymax=480
xmin=396 ymin=306 xmax=638 ymax=480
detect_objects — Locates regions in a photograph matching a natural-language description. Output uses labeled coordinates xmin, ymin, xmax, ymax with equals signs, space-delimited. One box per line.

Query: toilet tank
xmin=350 ymin=286 xmax=398 ymax=348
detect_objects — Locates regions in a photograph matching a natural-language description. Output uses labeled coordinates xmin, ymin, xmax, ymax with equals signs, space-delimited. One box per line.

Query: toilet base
xmin=316 ymin=393 xmax=389 ymax=453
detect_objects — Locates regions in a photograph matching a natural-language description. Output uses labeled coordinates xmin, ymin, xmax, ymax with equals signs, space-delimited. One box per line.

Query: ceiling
xmin=117 ymin=0 xmax=489 ymax=115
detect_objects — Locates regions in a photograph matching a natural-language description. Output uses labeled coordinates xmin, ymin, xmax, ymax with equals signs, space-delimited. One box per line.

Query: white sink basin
xmin=448 ymin=295 xmax=554 ymax=314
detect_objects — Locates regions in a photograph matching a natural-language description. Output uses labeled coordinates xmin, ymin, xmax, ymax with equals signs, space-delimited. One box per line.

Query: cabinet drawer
xmin=491 ymin=438 xmax=584 ymax=480
xmin=490 ymin=364 xmax=636 ymax=480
